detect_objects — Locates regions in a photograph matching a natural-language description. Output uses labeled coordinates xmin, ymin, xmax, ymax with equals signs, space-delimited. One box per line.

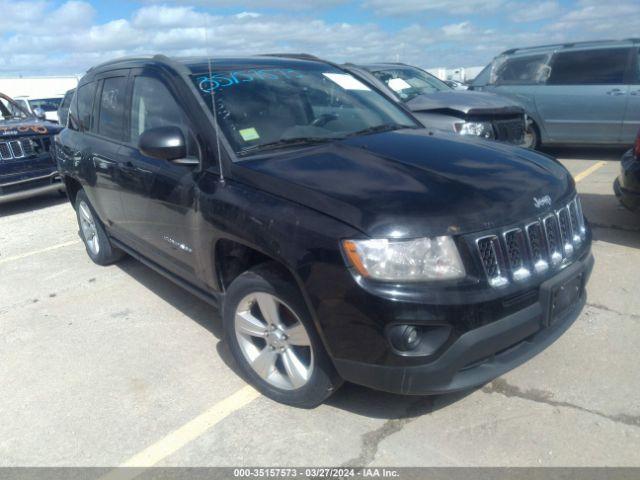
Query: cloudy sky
xmin=2 ymin=0 xmax=639 ymax=76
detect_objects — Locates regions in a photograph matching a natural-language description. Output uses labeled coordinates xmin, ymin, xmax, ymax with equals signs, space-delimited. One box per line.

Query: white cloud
xmin=0 ymin=0 xmax=95 ymax=33
xmin=0 ymin=0 xmax=48 ymax=32
xmin=142 ymin=0 xmax=346 ymax=10
xmin=441 ymin=21 xmax=473 ymax=37
xmin=508 ymin=1 xmax=562 ymax=22
xmin=544 ymin=0 xmax=640 ymax=37
xmin=0 ymin=1 xmax=639 ymax=77
xmin=48 ymin=1 xmax=96 ymax=27
xmin=364 ymin=0 xmax=506 ymax=15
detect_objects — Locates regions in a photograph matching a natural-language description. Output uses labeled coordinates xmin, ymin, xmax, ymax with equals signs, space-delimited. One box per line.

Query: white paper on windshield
xmin=387 ymin=77 xmax=412 ymax=92
xmin=323 ymin=73 xmax=371 ymax=91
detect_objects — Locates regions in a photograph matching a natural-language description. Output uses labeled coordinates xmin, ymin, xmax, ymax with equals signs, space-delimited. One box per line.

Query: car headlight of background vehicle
xmin=342 ymin=237 xmax=465 ymax=281
xmin=454 ymin=121 xmax=495 ymax=139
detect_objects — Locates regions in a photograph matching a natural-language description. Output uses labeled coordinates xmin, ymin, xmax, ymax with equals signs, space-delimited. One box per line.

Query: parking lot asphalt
xmin=1 ymin=148 xmax=639 ymax=468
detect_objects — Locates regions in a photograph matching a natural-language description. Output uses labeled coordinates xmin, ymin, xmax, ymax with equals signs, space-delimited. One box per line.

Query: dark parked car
xmin=0 ymin=93 xmax=63 ymax=204
xmin=614 ymin=129 xmax=640 ymax=211
xmin=343 ymin=63 xmax=527 ymax=146
xmin=56 ymin=55 xmax=593 ymax=407
xmin=57 ymin=88 xmax=75 ymax=127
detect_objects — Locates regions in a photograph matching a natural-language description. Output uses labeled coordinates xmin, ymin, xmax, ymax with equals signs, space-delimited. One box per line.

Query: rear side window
xmin=97 ymin=76 xmax=127 ymax=140
xmin=494 ymin=54 xmax=548 ymax=85
xmin=130 ymin=76 xmax=198 ymax=157
xmin=548 ymin=48 xmax=631 ymax=85
xmin=76 ymin=82 xmax=96 ymax=131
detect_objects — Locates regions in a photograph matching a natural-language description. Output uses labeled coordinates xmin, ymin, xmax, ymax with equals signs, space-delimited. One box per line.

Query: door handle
xmin=120 ymin=160 xmax=135 ymax=172
xmin=606 ymin=88 xmax=625 ymax=96
xmin=122 ymin=160 xmax=153 ymax=175
xmin=631 ymin=90 xmax=640 ymax=96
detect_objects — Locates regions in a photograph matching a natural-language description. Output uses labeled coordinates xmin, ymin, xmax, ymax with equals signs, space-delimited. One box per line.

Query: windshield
xmin=191 ymin=63 xmax=418 ymax=156
xmin=370 ymin=66 xmax=451 ymax=101
xmin=29 ymin=98 xmax=63 ymax=112
xmin=0 ymin=94 xmax=30 ymax=120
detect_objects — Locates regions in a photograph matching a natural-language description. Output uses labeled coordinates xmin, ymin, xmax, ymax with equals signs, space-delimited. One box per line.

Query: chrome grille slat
xmin=543 ymin=214 xmax=563 ymax=267
xmin=525 ymin=221 xmax=549 ymax=274
xmin=0 ymin=142 xmax=10 ymax=160
xmin=9 ymin=140 xmax=24 ymax=159
xmin=557 ymin=207 xmax=574 ymax=257
xmin=474 ymin=196 xmax=586 ymax=287
xmin=574 ymin=197 xmax=587 ymax=240
xmin=568 ymin=200 xmax=581 ymax=244
xmin=0 ymin=137 xmax=45 ymax=161
xmin=503 ymin=228 xmax=530 ymax=282
xmin=20 ymin=138 xmax=34 ymax=156
xmin=476 ymin=236 xmax=508 ymax=287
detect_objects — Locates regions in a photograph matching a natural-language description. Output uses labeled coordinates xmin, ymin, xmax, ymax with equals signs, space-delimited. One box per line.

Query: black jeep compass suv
xmin=55 ymin=55 xmax=593 ymax=408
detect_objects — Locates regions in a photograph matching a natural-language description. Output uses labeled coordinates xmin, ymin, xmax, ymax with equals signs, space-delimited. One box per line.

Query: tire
xmin=75 ymin=190 xmax=124 ymax=266
xmin=523 ymin=119 xmax=541 ymax=150
xmin=223 ymin=263 xmax=342 ymax=408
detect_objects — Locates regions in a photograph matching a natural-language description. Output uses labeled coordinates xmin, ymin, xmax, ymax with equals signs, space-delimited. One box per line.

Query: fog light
xmin=389 ymin=325 xmax=421 ymax=352
xmin=406 ymin=327 xmax=419 ymax=346
xmin=387 ymin=324 xmax=452 ymax=356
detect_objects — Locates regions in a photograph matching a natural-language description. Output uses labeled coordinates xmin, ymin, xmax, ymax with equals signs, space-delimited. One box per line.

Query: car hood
xmin=0 ymin=118 xmax=62 ymax=139
xmin=406 ymin=90 xmax=524 ymax=116
xmin=232 ymin=129 xmax=573 ymax=238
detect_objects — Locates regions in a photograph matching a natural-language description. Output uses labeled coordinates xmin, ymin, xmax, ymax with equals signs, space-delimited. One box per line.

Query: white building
xmin=0 ymin=76 xmax=80 ymax=99
xmin=426 ymin=66 xmax=485 ymax=83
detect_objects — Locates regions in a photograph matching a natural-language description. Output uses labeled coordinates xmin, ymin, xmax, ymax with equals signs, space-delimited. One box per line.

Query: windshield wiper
xmin=345 ymin=123 xmax=415 ymax=138
xmin=238 ymin=136 xmax=342 ymax=155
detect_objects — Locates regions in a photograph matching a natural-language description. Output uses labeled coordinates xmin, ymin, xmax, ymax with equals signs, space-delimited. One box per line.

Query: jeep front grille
xmin=474 ymin=197 xmax=586 ymax=287
xmin=0 ymin=137 xmax=49 ymax=161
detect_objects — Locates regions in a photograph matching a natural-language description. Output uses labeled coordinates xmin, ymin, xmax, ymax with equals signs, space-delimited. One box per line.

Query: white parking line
xmin=0 ymin=239 xmax=81 ymax=265
xmin=99 ymin=385 xmax=260 ymax=480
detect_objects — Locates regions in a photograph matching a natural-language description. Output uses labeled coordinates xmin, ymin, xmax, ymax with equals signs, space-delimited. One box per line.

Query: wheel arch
xmin=62 ymin=175 xmax=83 ymax=206
xmin=213 ymin=237 xmax=336 ymax=357
xmin=215 ymin=238 xmax=300 ymax=293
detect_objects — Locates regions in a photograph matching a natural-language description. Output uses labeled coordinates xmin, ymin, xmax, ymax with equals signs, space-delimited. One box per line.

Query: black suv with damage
xmin=0 ymin=93 xmax=63 ymax=203
xmin=55 ymin=55 xmax=593 ymax=407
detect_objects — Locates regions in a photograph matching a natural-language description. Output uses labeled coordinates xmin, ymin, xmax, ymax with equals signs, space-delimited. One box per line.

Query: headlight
xmin=454 ymin=121 xmax=495 ymax=139
xmin=342 ymin=236 xmax=465 ymax=282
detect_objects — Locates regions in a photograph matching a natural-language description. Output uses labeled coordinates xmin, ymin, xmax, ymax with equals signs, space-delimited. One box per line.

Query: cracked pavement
xmin=1 ymin=148 xmax=639 ymax=467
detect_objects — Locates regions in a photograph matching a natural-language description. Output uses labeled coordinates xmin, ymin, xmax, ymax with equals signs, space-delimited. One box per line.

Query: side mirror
xmin=138 ymin=126 xmax=186 ymax=161
xmin=32 ymin=107 xmax=46 ymax=120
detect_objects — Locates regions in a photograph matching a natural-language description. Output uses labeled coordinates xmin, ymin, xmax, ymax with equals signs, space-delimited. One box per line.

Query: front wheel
xmin=223 ymin=264 xmax=342 ymax=408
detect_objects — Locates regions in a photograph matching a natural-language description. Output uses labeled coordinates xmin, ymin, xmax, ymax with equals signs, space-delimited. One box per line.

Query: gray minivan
xmin=471 ymin=39 xmax=640 ymax=149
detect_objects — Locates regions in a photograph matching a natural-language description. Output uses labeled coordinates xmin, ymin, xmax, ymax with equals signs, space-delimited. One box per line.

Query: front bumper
xmin=333 ymin=253 xmax=593 ymax=395
xmin=614 ymin=150 xmax=640 ymax=212
xmin=0 ymin=171 xmax=63 ymax=204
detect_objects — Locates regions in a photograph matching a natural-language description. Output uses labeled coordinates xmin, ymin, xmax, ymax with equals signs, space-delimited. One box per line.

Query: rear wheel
xmin=75 ymin=190 xmax=124 ymax=265
xmin=223 ymin=264 xmax=342 ymax=408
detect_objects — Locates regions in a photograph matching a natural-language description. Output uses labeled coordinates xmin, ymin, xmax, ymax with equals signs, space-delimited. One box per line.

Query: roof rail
xmin=500 ymin=38 xmax=636 ymax=56
xmin=86 ymin=55 xmax=156 ymax=73
xmin=259 ymin=53 xmax=321 ymax=61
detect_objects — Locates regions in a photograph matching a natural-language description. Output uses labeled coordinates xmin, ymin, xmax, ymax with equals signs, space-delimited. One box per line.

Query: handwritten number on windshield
xmin=197 ymin=68 xmax=305 ymax=93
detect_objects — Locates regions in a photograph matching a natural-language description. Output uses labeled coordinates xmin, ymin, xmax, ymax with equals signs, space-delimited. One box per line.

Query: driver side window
xmin=130 ymin=76 xmax=198 ymax=158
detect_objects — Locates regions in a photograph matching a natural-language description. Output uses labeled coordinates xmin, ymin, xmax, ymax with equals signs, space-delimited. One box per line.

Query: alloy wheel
xmin=78 ymin=200 xmax=100 ymax=256
xmin=234 ymin=292 xmax=314 ymax=390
